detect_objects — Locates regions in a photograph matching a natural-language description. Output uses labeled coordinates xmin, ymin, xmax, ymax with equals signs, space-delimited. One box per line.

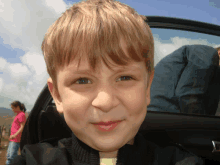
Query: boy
xmin=11 ymin=0 xmax=204 ymax=164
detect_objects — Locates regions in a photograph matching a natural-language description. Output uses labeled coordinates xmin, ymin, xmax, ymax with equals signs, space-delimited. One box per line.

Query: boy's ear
xmin=47 ymin=77 xmax=64 ymax=114
xmin=146 ymin=71 xmax=154 ymax=106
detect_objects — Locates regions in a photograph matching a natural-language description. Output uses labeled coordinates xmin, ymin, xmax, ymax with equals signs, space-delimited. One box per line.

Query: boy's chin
xmin=93 ymin=142 xmax=123 ymax=153
xmin=89 ymin=135 xmax=131 ymax=152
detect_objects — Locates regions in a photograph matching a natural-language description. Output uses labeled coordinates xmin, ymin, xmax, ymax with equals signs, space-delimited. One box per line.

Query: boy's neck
xmin=99 ymin=150 xmax=118 ymax=159
xmin=99 ymin=138 xmax=134 ymax=159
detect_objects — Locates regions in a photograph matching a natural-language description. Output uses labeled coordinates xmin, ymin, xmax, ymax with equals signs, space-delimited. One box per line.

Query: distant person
xmin=2 ymin=126 xmax=6 ymax=138
xmin=148 ymin=45 xmax=219 ymax=115
xmin=5 ymin=101 xmax=26 ymax=165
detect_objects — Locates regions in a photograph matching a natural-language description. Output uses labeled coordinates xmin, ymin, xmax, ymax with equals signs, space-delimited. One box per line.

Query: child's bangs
xmin=59 ymin=10 xmax=152 ymax=71
xmin=42 ymin=0 xmax=154 ymax=87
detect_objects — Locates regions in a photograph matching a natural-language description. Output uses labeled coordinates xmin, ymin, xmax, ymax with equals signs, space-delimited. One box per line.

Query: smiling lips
xmin=93 ymin=120 xmax=122 ymax=132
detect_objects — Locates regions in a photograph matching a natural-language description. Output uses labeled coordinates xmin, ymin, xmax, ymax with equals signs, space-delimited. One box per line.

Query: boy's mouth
xmin=93 ymin=120 xmax=122 ymax=132
xmin=94 ymin=120 xmax=121 ymax=125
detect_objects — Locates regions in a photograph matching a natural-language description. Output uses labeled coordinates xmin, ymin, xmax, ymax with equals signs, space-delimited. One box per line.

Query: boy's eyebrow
xmin=72 ymin=69 xmax=95 ymax=75
xmin=112 ymin=66 xmax=142 ymax=73
xmin=74 ymin=66 xmax=140 ymax=74
xmin=72 ymin=66 xmax=142 ymax=74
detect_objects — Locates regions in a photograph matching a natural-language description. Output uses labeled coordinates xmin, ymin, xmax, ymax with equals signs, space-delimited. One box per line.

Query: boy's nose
xmin=92 ymin=90 xmax=118 ymax=112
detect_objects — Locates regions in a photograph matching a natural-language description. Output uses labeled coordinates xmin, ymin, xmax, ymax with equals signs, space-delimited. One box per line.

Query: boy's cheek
xmin=63 ymin=107 xmax=87 ymax=132
xmin=61 ymin=83 xmax=147 ymax=120
xmin=61 ymin=96 xmax=91 ymax=123
xmin=120 ymin=87 xmax=147 ymax=105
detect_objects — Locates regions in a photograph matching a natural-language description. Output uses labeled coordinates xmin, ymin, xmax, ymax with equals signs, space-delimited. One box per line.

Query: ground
xmin=0 ymin=136 xmax=20 ymax=165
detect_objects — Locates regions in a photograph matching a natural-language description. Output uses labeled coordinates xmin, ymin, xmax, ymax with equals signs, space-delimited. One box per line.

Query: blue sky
xmin=1 ymin=0 xmax=220 ymax=63
xmin=65 ymin=0 xmax=220 ymax=24
xmin=0 ymin=0 xmax=219 ymax=111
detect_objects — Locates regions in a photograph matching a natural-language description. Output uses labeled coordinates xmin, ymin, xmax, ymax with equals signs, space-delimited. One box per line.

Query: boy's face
xmin=48 ymin=56 xmax=153 ymax=153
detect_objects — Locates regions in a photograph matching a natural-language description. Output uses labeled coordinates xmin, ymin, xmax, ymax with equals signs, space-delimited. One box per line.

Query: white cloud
xmin=3 ymin=83 xmax=17 ymax=95
xmin=154 ymin=36 xmax=218 ymax=66
xmin=0 ymin=0 xmax=67 ymax=51
xmin=21 ymin=52 xmax=47 ymax=76
xmin=44 ymin=0 xmax=67 ymax=14
xmin=0 ymin=57 xmax=7 ymax=71
xmin=0 ymin=78 xmax=4 ymax=93
xmin=0 ymin=0 xmax=67 ymax=111
xmin=215 ymin=44 xmax=220 ymax=48
xmin=7 ymin=63 xmax=31 ymax=80
xmin=0 ymin=58 xmax=48 ymax=111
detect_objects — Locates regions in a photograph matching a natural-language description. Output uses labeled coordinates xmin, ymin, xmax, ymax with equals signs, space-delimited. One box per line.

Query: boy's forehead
xmin=64 ymin=58 xmax=146 ymax=74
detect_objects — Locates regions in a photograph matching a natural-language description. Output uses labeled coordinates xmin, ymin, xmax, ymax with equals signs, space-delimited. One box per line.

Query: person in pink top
xmin=5 ymin=101 xmax=26 ymax=165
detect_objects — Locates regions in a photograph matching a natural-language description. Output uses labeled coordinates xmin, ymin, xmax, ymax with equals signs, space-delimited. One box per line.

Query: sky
xmin=0 ymin=0 xmax=220 ymax=111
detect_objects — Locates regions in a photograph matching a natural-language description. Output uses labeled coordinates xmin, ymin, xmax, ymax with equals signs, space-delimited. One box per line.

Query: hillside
xmin=0 ymin=107 xmax=15 ymax=117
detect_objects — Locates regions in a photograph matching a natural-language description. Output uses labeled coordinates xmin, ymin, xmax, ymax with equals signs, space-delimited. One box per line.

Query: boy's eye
xmin=75 ymin=78 xmax=92 ymax=84
xmin=116 ymin=76 xmax=133 ymax=82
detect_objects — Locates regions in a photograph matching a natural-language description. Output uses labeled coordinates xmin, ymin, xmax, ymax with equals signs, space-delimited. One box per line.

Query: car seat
xmin=20 ymin=85 xmax=72 ymax=151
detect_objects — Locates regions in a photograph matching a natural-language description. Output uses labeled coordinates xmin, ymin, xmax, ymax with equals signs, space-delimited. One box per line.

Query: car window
xmin=149 ymin=28 xmax=220 ymax=116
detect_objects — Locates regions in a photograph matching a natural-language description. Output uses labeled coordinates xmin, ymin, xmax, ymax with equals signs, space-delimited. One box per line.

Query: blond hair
xmin=216 ymin=47 xmax=220 ymax=51
xmin=42 ymin=0 xmax=154 ymax=90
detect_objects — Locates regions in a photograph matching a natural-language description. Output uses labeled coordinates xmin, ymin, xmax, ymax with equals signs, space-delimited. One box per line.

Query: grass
xmin=1 ymin=137 xmax=9 ymax=142
xmin=0 ymin=136 xmax=21 ymax=163
xmin=0 ymin=138 xmax=9 ymax=165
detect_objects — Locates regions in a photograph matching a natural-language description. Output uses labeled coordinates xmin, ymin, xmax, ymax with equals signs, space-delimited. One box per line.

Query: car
xmin=20 ymin=16 xmax=220 ymax=164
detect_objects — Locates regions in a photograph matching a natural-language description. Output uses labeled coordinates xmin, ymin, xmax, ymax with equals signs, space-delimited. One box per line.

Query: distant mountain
xmin=0 ymin=107 xmax=15 ymax=117
xmin=0 ymin=107 xmax=30 ymax=117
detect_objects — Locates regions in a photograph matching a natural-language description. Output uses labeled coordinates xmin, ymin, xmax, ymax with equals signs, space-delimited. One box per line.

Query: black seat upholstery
xmin=37 ymin=106 xmax=72 ymax=142
xmin=20 ymin=104 xmax=72 ymax=151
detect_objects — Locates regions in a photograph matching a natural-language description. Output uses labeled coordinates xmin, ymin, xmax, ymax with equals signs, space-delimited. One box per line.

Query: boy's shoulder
xmin=11 ymin=137 xmax=73 ymax=165
xmin=12 ymin=134 xmax=204 ymax=165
